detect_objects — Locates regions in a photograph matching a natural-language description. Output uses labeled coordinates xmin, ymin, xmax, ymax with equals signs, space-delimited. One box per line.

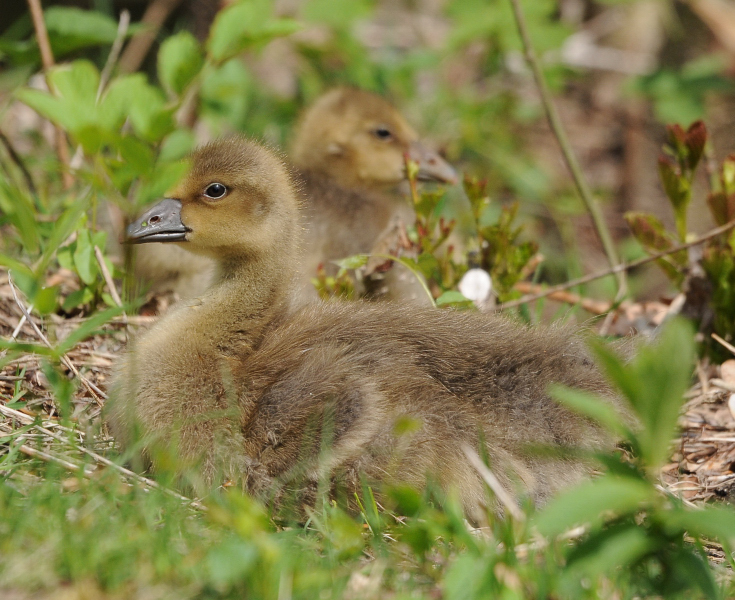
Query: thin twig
xmin=94 ymin=245 xmax=128 ymax=337
xmin=498 ymin=219 xmax=735 ymax=311
xmin=7 ymin=274 xmax=106 ymax=405
xmin=711 ymin=333 xmax=735 ymax=357
xmin=0 ymin=130 xmax=37 ymax=195
xmin=17 ymin=441 xmax=87 ymax=472
xmin=508 ymin=0 xmax=625 ymax=295
xmin=94 ymin=246 xmax=124 ymax=310
xmin=97 ymin=10 xmax=131 ymax=100
xmin=119 ymin=0 xmax=184 ymax=73
xmin=462 ymin=443 xmax=525 ymax=521
xmin=26 ymin=0 xmax=73 ymax=189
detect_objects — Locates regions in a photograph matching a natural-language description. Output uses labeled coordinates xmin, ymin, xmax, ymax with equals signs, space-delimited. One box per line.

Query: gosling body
xmin=109 ymin=139 xmax=615 ymax=519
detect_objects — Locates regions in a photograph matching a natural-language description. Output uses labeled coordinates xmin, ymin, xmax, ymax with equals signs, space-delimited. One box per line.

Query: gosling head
xmin=291 ymin=87 xmax=457 ymax=189
xmin=126 ymin=138 xmax=299 ymax=263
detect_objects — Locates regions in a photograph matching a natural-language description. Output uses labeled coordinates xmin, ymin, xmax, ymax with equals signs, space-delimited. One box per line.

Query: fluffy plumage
xmin=108 ymin=138 xmax=617 ymax=520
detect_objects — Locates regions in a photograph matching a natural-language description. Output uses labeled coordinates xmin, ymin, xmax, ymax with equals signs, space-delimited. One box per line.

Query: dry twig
xmin=499 ymin=219 xmax=735 ymax=311
xmin=119 ymin=0 xmax=184 ymax=73
xmin=508 ymin=0 xmax=625 ymax=296
xmin=462 ymin=443 xmax=525 ymax=521
xmin=26 ymin=0 xmax=73 ymax=189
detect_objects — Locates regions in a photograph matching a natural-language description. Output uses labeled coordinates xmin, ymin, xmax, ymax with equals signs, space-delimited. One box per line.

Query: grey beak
xmin=408 ymin=141 xmax=458 ymax=185
xmin=126 ymin=198 xmax=189 ymax=244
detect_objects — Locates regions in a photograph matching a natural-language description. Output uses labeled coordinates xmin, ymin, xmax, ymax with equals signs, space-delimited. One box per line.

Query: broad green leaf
xmin=73 ymin=229 xmax=97 ymax=286
xmin=662 ymin=506 xmax=735 ymax=543
xmin=33 ymin=285 xmax=59 ymax=315
xmin=534 ymin=475 xmax=657 ymax=536
xmin=435 ymin=290 xmax=472 ymax=308
xmin=207 ymin=0 xmax=301 ymax=64
xmin=44 ymin=7 xmax=119 ymax=48
xmin=549 ymin=385 xmax=629 ymax=438
xmin=56 ymin=306 xmax=123 ymax=355
xmin=158 ymin=31 xmax=204 ymax=96
xmin=591 ymin=318 xmax=695 ymax=470
xmin=159 ymin=129 xmax=197 ymax=162
xmin=564 ymin=524 xmax=657 ymax=578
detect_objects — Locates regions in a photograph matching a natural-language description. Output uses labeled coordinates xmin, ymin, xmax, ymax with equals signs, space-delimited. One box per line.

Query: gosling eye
xmin=203 ymin=182 xmax=228 ymax=199
xmin=373 ymin=126 xmax=393 ymax=140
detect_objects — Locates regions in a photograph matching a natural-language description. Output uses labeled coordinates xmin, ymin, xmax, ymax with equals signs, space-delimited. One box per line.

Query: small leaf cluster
xmin=625 ymin=121 xmax=735 ymax=359
xmin=1 ymin=0 xmax=299 ymax=314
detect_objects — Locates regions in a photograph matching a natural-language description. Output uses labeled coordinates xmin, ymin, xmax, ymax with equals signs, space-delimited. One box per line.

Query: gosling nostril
xmin=428 ymin=157 xmax=437 ymax=165
xmin=150 ymin=215 xmax=161 ymax=224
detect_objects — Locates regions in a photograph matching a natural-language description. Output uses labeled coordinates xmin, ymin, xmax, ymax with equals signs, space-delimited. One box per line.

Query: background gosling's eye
xmin=204 ymin=183 xmax=227 ymax=199
xmin=373 ymin=127 xmax=392 ymax=140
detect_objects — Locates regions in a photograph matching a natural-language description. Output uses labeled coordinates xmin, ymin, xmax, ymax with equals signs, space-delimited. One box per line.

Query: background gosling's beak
xmin=408 ymin=141 xmax=458 ymax=185
xmin=126 ymin=198 xmax=189 ymax=244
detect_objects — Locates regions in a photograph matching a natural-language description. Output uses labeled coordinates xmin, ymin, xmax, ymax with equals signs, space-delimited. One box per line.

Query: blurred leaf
xmin=435 ymin=290 xmax=473 ymax=308
xmin=564 ymin=523 xmax=657 ymax=579
xmin=333 ymin=254 xmax=369 ymax=270
xmin=0 ymin=179 xmax=40 ymax=255
xmin=56 ymin=306 xmax=123 ymax=354
xmin=158 ymin=31 xmax=204 ymax=96
xmin=706 ymin=192 xmax=735 ymax=226
xmin=663 ymin=506 xmax=735 ymax=543
xmin=535 ymin=475 xmax=657 ymax=537
xmin=549 ymin=385 xmax=629 ymax=438
xmin=73 ymin=229 xmax=97 ymax=286
xmin=207 ymin=0 xmax=301 ymax=64
xmin=591 ymin=318 xmax=695 ymax=471
xmin=302 ymin=0 xmax=373 ymax=28
xmin=34 ymin=285 xmax=59 ymax=315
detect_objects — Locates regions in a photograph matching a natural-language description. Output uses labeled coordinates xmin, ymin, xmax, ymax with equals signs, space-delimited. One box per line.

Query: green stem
xmin=507 ymin=0 xmax=626 ymax=297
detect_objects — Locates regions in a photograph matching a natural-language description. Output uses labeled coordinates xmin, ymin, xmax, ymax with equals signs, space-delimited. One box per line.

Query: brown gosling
xmin=108 ymin=138 xmax=618 ymax=521
xmin=292 ymin=87 xmax=456 ymax=294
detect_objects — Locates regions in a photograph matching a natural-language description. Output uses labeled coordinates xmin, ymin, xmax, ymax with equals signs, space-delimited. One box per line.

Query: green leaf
xmin=0 ymin=179 xmax=40 ymax=255
xmin=534 ymin=475 xmax=657 ymax=536
xmin=662 ymin=506 xmax=735 ymax=543
xmin=56 ymin=306 xmax=123 ymax=354
xmin=61 ymin=287 xmax=94 ymax=312
xmin=332 ymin=254 xmax=369 ymax=270
xmin=33 ymin=285 xmax=59 ymax=315
xmin=564 ymin=523 xmax=657 ymax=579
xmin=158 ymin=31 xmax=204 ymax=96
xmin=73 ymin=229 xmax=98 ymax=286
xmin=549 ymin=385 xmax=629 ymax=438
xmin=591 ymin=318 xmax=695 ymax=471
xmin=44 ymin=7 xmax=119 ymax=50
xmin=435 ymin=290 xmax=473 ymax=308
xmin=206 ymin=0 xmax=301 ymax=64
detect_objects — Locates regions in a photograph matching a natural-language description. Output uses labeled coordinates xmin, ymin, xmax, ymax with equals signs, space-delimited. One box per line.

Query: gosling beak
xmin=126 ymin=198 xmax=189 ymax=244
xmin=408 ymin=141 xmax=458 ymax=185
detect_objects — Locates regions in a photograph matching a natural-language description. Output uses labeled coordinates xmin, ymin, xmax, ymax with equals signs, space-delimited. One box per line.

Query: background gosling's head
xmin=127 ymin=138 xmax=299 ymax=262
xmin=291 ymin=87 xmax=456 ymax=189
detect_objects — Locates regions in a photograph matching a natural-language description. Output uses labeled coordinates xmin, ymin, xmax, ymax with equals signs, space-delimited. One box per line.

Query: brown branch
xmin=513 ymin=281 xmax=625 ymax=315
xmin=118 ymin=0 xmax=184 ymax=73
xmin=498 ymin=219 xmax=735 ymax=311
xmin=26 ymin=0 xmax=73 ymax=190
xmin=508 ymin=0 xmax=625 ymax=295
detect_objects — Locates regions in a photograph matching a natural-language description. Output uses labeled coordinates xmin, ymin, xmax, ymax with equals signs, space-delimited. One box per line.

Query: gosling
xmin=108 ymin=138 xmax=617 ymax=521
